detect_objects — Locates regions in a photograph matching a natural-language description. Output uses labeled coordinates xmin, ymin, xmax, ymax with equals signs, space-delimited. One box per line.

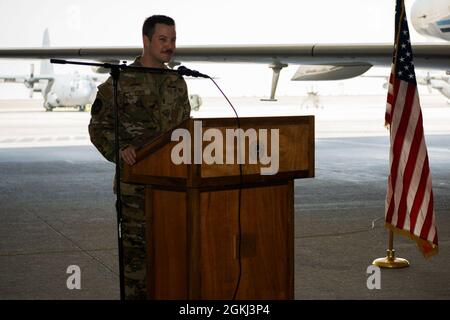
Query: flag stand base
xmin=372 ymin=249 xmax=410 ymax=269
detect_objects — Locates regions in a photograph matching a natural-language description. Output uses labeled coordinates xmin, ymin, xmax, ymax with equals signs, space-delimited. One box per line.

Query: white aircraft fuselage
xmin=42 ymin=73 xmax=97 ymax=110
xmin=411 ymin=0 xmax=450 ymax=41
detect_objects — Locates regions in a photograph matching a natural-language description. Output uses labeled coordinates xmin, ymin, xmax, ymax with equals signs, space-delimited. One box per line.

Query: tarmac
xmin=0 ymin=96 xmax=449 ymax=300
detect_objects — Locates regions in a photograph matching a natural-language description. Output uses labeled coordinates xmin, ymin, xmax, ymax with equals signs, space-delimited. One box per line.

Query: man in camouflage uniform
xmin=88 ymin=15 xmax=191 ymax=299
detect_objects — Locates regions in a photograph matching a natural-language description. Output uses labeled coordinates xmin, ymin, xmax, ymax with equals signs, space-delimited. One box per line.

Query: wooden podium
xmin=123 ymin=116 xmax=314 ymax=299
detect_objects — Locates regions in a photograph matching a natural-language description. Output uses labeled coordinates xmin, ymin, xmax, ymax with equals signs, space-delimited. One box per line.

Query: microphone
xmin=50 ymin=59 xmax=67 ymax=64
xmin=177 ymin=66 xmax=209 ymax=78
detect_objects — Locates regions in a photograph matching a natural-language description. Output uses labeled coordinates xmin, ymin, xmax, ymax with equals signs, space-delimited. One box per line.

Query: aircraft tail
xmin=40 ymin=28 xmax=54 ymax=75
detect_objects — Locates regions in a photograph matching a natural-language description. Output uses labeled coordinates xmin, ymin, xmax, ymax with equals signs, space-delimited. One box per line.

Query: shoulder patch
xmin=91 ymin=98 xmax=103 ymax=115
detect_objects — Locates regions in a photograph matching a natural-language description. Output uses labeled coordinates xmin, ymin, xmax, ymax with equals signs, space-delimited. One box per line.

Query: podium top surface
xmin=123 ymin=115 xmax=314 ymax=189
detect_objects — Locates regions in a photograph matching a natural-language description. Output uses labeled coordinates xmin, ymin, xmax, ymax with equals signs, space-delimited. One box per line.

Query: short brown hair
xmin=142 ymin=15 xmax=175 ymax=39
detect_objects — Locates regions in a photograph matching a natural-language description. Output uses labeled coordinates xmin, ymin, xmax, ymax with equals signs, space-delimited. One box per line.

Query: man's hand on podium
xmin=120 ymin=146 xmax=136 ymax=165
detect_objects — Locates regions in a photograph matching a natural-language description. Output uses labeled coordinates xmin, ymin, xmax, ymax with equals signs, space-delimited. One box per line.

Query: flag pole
xmin=372 ymin=0 xmax=411 ymax=270
xmin=372 ymin=230 xmax=409 ymax=268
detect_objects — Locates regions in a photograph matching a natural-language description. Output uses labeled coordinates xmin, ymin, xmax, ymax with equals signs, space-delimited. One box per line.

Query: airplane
xmin=355 ymin=71 xmax=450 ymax=103
xmin=0 ymin=29 xmax=101 ymax=111
xmin=0 ymin=0 xmax=449 ymax=102
xmin=417 ymin=73 xmax=450 ymax=102
xmin=0 ymin=67 xmax=100 ymax=111
xmin=300 ymin=86 xmax=323 ymax=109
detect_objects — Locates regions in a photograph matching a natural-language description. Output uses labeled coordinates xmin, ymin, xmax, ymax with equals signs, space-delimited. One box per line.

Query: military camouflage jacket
xmin=88 ymin=57 xmax=191 ymax=163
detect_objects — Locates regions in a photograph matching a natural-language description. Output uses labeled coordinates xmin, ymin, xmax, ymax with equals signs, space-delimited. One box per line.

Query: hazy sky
xmin=0 ymin=0 xmax=442 ymax=98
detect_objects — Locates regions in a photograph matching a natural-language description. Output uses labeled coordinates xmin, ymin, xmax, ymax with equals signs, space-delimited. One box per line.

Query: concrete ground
xmin=0 ymin=96 xmax=449 ymax=299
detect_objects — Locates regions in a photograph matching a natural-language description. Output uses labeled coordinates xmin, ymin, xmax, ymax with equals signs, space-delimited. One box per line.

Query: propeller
xmin=29 ymin=64 xmax=35 ymax=98
xmin=424 ymin=72 xmax=433 ymax=94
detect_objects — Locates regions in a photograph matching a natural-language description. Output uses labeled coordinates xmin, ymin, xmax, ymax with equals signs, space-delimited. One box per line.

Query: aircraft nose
xmin=74 ymin=81 xmax=94 ymax=99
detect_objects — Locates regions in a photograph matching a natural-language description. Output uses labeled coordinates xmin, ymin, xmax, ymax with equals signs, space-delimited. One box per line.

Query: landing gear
xmin=44 ymin=102 xmax=54 ymax=112
xmin=261 ymin=62 xmax=288 ymax=102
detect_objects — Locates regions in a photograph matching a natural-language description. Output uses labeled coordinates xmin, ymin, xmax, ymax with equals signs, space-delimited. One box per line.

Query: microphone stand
xmin=51 ymin=58 xmax=185 ymax=300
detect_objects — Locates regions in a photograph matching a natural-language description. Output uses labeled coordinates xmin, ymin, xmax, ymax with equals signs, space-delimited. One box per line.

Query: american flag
xmin=385 ymin=0 xmax=438 ymax=257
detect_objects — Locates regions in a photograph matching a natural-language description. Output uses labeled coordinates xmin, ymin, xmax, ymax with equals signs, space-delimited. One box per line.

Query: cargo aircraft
xmin=0 ymin=29 xmax=100 ymax=111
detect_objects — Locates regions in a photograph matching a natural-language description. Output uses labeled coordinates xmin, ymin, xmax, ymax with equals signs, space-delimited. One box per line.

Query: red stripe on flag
xmin=395 ymin=103 xmax=423 ymax=228
xmin=419 ymin=187 xmax=434 ymax=241
xmin=385 ymin=76 xmax=401 ymax=125
xmin=409 ymin=155 xmax=429 ymax=232
xmin=385 ymin=84 xmax=416 ymax=224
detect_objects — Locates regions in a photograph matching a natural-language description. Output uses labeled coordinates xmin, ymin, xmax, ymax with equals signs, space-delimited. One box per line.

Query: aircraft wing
xmin=0 ymin=43 xmax=449 ymax=70
xmin=0 ymin=76 xmax=28 ymax=83
xmin=0 ymin=75 xmax=54 ymax=82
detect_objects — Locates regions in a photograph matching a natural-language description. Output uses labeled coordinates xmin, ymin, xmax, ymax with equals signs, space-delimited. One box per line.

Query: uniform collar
xmin=131 ymin=56 xmax=168 ymax=69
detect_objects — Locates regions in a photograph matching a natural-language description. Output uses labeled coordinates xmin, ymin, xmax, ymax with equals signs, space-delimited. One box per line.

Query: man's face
xmin=145 ymin=23 xmax=176 ymax=65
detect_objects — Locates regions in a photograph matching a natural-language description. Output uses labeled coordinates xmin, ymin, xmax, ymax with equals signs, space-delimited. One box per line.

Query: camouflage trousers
xmin=118 ymin=182 xmax=148 ymax=300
